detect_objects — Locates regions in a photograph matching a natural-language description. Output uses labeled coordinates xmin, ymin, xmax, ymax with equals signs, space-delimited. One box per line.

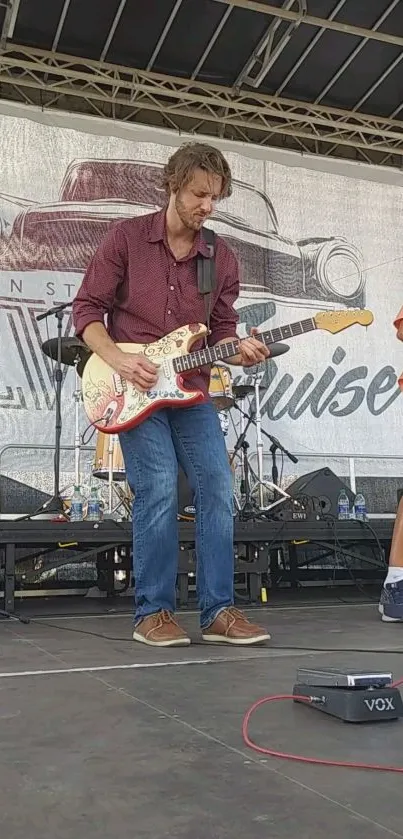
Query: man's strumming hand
xmin=114 ymin=350 xmax=160 ymax=393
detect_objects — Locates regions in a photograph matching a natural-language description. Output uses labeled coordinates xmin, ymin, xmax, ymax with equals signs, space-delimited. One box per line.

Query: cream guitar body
xmin=82 ymin=324 xmax=207 ymax=433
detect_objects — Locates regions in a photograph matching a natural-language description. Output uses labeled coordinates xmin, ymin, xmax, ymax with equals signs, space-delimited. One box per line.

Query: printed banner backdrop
xmin=0 ymin=101 xmax=402 ymax=501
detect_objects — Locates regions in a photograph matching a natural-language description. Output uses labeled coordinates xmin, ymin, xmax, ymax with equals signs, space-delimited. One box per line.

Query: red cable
xmin=242 ymin=685 xmax=403 ymax=773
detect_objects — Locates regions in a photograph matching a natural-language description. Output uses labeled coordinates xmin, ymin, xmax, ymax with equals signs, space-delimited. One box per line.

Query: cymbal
xmin=233 ymin=384 xmax=265 ymax=399
xmin=41 ymin=337 xmax=91 ymax=373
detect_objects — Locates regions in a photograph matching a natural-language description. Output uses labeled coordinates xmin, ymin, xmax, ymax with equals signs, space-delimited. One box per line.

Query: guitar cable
xmin=241 ymin=675 xmax=403 ymax=774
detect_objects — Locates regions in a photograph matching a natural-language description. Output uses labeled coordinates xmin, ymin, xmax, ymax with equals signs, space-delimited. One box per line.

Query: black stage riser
xmin=0 ymin=519 xmax=393 ymax=614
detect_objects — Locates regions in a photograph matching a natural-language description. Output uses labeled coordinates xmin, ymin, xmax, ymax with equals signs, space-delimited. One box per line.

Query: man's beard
xmin=175 ymin=194 xmax=205 ymax=231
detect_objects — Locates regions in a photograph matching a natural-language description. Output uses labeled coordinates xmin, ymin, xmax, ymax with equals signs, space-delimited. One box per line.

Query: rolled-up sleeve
xmin=208 ymin=245 xmax=239 ymax=346
xmin=73 ymin=224 xmax=127 ymax=338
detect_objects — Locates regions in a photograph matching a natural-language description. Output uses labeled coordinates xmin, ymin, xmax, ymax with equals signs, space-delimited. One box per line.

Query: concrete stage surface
xmin=1 ymin=597 xmax=403 ymax=839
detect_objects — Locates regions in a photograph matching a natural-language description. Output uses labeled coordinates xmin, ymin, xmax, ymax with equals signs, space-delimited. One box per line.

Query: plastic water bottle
xmin=354 ymin=492 xmax=367 ymax=521
xmin=87 ymin=486 xmax=101 ymax=522
xmin=70 ymin=485 xmax=84 ymax=522
xmin=337 ymin=489 xmax=350 ymax=520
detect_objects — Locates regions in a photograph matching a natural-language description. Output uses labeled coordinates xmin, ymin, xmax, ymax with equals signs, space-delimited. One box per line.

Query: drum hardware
xmin=41 ymin=335 xmax=91 ymax=375
xmin=27 ymin=301 xmax=76 ymax=519
xmin=73 ymin=358 xmax=84 ymax=487
xmin=230 ymin=409 xmax=255 ymax=520
xmin=209 ymin=364 xmax=234 ymax=410
xmin=232 ymin=383 xmax=265 ymax=400
xmin=92 ymin=432 xmax=130 ymax=517
xmin=232 ymin=387 xmax=297 ymax=516
xmin=41 ymin=326 xmax=128 ymax=520
xmin=110 ymin=482 xmax=132 ymax=519
xmin=43 ymin=335 xmax=88 ymax=493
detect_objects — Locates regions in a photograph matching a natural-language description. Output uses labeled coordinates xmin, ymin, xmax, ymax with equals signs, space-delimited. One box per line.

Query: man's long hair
xmin=162 ymin=142 xmax=232 ymax=200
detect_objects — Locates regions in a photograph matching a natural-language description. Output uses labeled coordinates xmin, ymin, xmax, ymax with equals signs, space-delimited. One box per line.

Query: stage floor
xmin=1 ymin=597 xmax=403 ymax=839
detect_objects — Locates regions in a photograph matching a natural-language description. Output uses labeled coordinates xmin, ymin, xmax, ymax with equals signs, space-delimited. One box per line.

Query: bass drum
xmin=93 ymin=432 xmax=126 ymax=482
xmin=208 ymin=365 xmax=234 ymax=411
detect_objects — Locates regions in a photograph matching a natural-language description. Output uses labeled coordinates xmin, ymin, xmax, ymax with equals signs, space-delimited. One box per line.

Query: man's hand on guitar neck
xmin=216 ymin=328 xmax=270 ymax=368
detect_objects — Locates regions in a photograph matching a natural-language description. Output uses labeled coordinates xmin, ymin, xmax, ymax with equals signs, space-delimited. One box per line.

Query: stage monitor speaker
xmin=285 ymin=467 xmax=354 ymax=519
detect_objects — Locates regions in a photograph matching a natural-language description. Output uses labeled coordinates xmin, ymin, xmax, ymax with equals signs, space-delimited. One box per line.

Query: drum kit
xmin=38 ymin=302 xmax=297 ymax=522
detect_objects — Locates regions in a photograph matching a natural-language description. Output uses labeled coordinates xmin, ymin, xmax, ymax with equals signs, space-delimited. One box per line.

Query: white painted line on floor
xmin=0 ymin=652 xmax=278 ymax=680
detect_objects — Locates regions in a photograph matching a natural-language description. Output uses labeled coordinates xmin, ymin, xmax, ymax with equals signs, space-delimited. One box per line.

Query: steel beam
xmin=191 ymin=5 xmax=232 ymax=79
xmin=250 ymin=1 xmax=307 ymax=88
xmin=275 ymin=0 xmax=347 ymax=96
xmin=0 ymin=44 xmax=402 ymax=163
xmin=315 ymin=0 xmax=401 ymax=104
xmin=0 ymin=0 xmax=21 ymax=48
xmin=147 ymin=0 xmax=183 ymax=71
xmin=235 ymin=0 xmax=298 ymax=88
xmin=354 ymin=53 xmax=403 ymax=111
xmin=100 ymin=0 xmax=128 ymax=62
xmin=211 ymin=0 xmax=403 ymax=49
xmin=51 ymin=0 xmax=73 ymax=51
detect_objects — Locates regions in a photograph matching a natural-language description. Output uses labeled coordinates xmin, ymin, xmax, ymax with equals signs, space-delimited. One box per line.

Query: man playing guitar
xmin=73 ymin=142 xmax=271 ymax=647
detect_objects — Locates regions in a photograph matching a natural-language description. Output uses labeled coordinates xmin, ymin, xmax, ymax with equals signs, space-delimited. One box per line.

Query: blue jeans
xmin=118 ymin=402 xmax=234 ymax=628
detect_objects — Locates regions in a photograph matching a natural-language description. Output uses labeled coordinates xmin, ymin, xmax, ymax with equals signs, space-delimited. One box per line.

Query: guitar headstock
xmin=314 ymin=309 xmax=374 ymax=334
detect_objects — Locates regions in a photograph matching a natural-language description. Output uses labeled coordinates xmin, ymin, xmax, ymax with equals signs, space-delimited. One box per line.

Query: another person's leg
xmin=119 ymin=410 xmax=190 ymax=646
xmin=379 ymin=497 xmax=403 ymax=621
xmin=169 ymin=401 xmax=270 ymax=644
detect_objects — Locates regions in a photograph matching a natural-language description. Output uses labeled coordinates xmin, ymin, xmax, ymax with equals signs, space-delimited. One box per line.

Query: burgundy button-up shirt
xmin=72 ymin=209 xmax=240 ymax=398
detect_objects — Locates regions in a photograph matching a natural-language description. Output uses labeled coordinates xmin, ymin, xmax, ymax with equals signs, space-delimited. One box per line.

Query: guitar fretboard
xmin=173 ymin=317 xmax=316 ymax=374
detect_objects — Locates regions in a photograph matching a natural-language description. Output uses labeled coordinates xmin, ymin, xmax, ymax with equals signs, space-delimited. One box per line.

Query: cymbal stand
xmin=230 ymin=408 xmax=256 ymax=519
xmin=103 ymin=435 xmax=131 ymax=519
xmin=33 ymin=302 xmax=71 ymax=516
xmin=231 ymin=394 xmax=246 ymax=515
xmin=108 ymin=435 xmax=115 ymax=514
xmin=73 ymin=358 xmax=82 ymax=487
xmin=254 ymin=372 xmax=266 ymax=510
xmin=232 ymin=405 xmax=292 ymax=514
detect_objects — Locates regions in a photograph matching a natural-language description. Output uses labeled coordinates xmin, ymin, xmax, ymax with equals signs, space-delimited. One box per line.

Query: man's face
xmin=173 ymin=168 xmax=223 ymax=231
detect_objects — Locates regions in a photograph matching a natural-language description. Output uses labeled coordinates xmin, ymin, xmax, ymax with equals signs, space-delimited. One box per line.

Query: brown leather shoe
xmin=202 ymin=607 xmax=270 ymax=645
xmin=132 ymin=610 xmax=191 ymax=647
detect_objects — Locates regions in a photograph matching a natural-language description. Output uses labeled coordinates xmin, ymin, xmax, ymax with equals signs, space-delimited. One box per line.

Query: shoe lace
xmin=225 ymin=607 xmax=250 ymax=623
xmin=159 ymin=609 xmax=178 ymax=625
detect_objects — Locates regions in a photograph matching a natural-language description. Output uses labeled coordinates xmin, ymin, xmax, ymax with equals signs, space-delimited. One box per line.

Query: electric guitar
xmin=81 ymin=309 xmax=374 ymax=433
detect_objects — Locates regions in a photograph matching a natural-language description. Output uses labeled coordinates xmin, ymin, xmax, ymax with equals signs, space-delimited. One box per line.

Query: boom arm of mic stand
xmin=36 ymin=301 xmax=71 ymax=322
xmin=231 ymin=410 xmax=255 ymax=456
xmin=267 ymin=433 xmax=298 ymax=465
xmin=233 ymin=404 xmax=298 ymax=464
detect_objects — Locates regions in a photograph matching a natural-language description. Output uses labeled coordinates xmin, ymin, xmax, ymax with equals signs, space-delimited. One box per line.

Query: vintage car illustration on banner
xmin=0 ymin=158 xmax=365 ymax=310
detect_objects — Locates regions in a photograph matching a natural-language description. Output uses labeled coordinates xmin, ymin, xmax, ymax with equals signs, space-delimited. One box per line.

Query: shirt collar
xmin=148 ymin=210 xmax=211 ymax=257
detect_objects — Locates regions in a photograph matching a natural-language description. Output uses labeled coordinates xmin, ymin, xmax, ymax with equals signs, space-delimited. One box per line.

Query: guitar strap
xmin=197 ymin=227 xmax=216 ymax=342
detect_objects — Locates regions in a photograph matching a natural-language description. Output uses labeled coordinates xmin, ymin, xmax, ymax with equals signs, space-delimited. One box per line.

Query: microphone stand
xmin=0 ymin=301 xmax=71 ymax=620
xmin=230 ymin=410 xmax=256 ymax=519
xmin=32 ymin=301 xmax=72 ymax=517
xmin=232 ymin=402 xmax=297 ymax=513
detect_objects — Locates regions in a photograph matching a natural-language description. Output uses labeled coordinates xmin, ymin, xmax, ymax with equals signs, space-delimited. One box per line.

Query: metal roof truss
xmin=0 ymin=43 xmax=402 ymax=167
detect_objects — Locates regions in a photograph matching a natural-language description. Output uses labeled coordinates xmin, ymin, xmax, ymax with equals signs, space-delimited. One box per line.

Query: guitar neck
xmin=174 ymin=317 xmax=317 ymax=374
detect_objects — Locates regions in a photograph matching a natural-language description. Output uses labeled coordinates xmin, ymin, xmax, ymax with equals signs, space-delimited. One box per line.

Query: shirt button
xmin=170 ymin=285 xmax=174 ymax=290
xmin=167 ymin=309 xmax=172 ymax=315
